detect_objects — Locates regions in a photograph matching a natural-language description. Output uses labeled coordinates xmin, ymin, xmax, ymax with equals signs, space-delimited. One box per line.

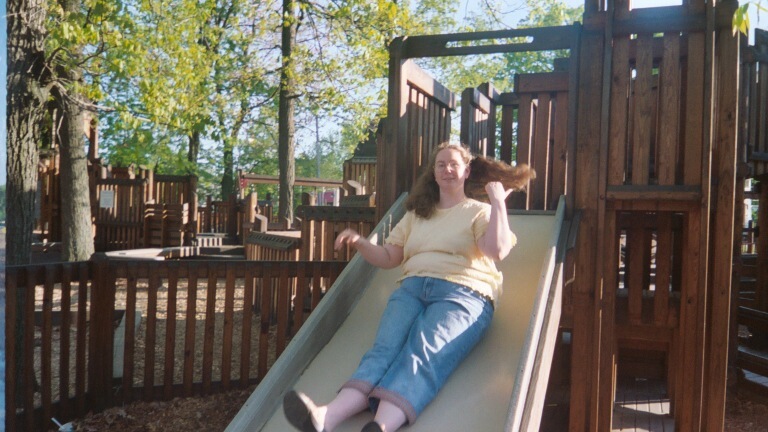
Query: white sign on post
xmin=100 ymin=190 xmax=115 ymax=209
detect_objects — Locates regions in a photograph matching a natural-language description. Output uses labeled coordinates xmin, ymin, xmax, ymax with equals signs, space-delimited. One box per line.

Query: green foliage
xmin=734 ymin=1 xmax=767 ymax=36
xmin=43 ymin=0 xmax=586 ymax=200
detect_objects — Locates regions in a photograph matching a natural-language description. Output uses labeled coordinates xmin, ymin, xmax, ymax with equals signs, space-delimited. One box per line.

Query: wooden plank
xmin=606 ymin=185 xmax=701 ymax=201
xmin=183 ymin=265 xmax=198 ymax=394
xmin=612 ymin=7 xmax=706 ymax=36
xmin=516 ymin=95 xmax=534 ymax=209
xmin=570 ymin=28 xmax=604 ymax=432
xmin=532 ymin=93 xmax=551 ymax=210
xmin=163 ymin=264 xmax=179 ymax=399
xmin=516 ymin=72 xmax=570 ymax=93
xmin=684 ymin=37 xmax=705 ymax=185
xmin=23 ymin=269 xmax=36 ymax=430
xmin=500 ymin=105 xmax=515 ymax=164
xmin=221 ymin=264 xmax=236 ymax=388
xmin=42 ymin=267 xmax=54 ymax=426
xmin=609 ymin=36 xmax=630 ymax=186
xmin=76 ymin=264 xmax=88 ymax=414
xmin=631 ymin=34 xmax=654 ymax=186
xmin=551 ymin=92 xmax=569 ymax=209
xmin=202 ymin=263 xmax=217 ymax=394
xmin=240 ymin=266 xmax=255 ymax=387
xmin=401 ymin=25 xmax=575 ymax=59
xmin=627 ymin=217 xmax=644 ymax=325
xmin=276 ymin=265 xmax=291 ymax=357
xmin=258 ymin=264 xmax=273 ymax=378
xmin=403 ymin=60 xmax=456 ymax=109
xmin=293 ymin=263 xmax=308 ymax=334
xmin=124 ymin=265 xmax=138 ymax=402
xmin=654 ymin=214 xmax=672 ymax=326
xmin=144 ymin=271 xmax=159 ymax=400
xmin=657 ymin=33 xmax=681 ymax=186
xmin=599 ymin=210 xmax=620 ymax=431
xmin=704 ymin=21 xmax=739 ymax=430
xmin=5 ymin=268 xmax=17 ymax=432
xmin=59 ymin=265 xmax=73 ymax=416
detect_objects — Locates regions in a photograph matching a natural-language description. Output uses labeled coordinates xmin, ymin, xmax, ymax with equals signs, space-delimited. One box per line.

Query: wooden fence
xmin=442 ymin=70 xmax=574 ymax=213
xmin=738 ymin=27 xmax=768 ymax=393
xmin=244 ymin=205 xmax=377 ymax=262
xmin=5 ymin=258 xmax=345 ymax=431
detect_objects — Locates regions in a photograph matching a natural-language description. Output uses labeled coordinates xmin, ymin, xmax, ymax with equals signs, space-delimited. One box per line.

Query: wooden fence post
xmin=88 ymin=254 xmax=116 ymax=411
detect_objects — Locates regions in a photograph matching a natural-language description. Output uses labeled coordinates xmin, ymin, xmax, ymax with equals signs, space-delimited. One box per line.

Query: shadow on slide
xmin=227 ymin=195 xmax=567 ymax=432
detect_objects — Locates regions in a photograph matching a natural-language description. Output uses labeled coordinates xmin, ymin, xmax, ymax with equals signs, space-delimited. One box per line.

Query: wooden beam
xmin=240 ymin=174 xmax=343 ymax=188
xmin=704 ymin=7 xmax=739 ymax=428
xmin=401 ymin=26 xmax=576 ymax=59
xmin=515 ymin=72 xmax=570 ymax=93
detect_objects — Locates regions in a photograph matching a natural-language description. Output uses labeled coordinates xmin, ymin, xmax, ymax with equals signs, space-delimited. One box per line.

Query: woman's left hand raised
xmin=485 ymin=181 xmax=513 ymax=204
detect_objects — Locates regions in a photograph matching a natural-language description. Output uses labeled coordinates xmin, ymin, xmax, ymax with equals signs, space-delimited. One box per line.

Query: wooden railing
xmin=244 ymin=205 xmax=377 ymax=262
xmin=5 ymin=258 xmax=345 ymax=431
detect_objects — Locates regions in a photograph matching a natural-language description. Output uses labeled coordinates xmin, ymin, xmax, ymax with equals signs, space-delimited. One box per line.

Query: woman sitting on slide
xmin=284 ymin=142 xmax=535 ymax=432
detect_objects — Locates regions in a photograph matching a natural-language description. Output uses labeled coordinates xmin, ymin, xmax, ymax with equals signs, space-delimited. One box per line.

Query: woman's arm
xmin=335 ymin=228 xmax=404 ymax=269
xmin=477 ymin=181 xmax=515 ymax=261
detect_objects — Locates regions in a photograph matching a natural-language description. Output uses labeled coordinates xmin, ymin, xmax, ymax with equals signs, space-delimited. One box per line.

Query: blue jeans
xmin=342 ymin=276 xmax=494 ymax=425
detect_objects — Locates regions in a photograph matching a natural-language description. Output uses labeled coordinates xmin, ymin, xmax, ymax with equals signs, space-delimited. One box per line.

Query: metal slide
xmin=227 ymin=195 xmax=566 ymax=432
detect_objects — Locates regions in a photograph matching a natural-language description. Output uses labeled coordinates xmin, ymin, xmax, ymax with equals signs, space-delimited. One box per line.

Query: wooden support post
xmin=570 ymin=25 xmax=605 ymax=432
xmin=704 ymin=5 xmax=739 ymax=428
xmin=88 ymin=255 xmax=116 ymax=411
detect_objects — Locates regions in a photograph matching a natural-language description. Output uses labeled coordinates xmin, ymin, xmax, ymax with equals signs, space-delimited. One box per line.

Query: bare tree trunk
xmin=221 ymin=140 xmax=235 ymax=199
xmin=52 ymin=0 xmax=95 ymax=261
xmin=7 ymin=0 xmax=46 ymax=264
xmin=188 ymin=130 xmax=200 ymax=166
xmin=7 ymin=0 xmax=48 ymax=403
xmin=53 ymin=90 xmax=95 ymax=261
xmin=278 ymin=0 xmax=298 ymax=225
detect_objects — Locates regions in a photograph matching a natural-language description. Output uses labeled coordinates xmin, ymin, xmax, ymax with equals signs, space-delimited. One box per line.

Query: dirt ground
xmin=66 ymin=382 xmax=768 ymax=431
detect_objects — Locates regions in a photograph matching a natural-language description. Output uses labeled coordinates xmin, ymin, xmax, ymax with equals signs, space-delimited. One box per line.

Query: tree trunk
xmin=188 ymin=130 xmax=200 ymax=166
xmin=7 ymin=0 xmax=48 ymax=403
xmin=53 ymin=90 xmax=95 ymax=261
xmin=221 ymin=141 xmax=235 ymax=199
xmin=278 ymin=0 xmax=298 ymax=225
xmin=52 ymin=0 xmax=95 ymax=261
xmin=7 ymin=0 xmax=47 ymax=265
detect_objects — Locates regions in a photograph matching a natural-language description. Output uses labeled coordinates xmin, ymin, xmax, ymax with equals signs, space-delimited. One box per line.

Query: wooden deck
xmin=612 ymin=379 xmax=674 ymax=431
xmin=540 ymin=379 xmax=674 ymax=431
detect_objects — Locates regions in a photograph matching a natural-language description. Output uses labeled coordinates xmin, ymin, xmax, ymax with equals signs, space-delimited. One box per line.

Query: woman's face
xmin=434 ymin=148 xmax=470 ymax=192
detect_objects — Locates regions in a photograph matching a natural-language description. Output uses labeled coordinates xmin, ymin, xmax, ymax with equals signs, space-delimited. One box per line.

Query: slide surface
xmin=230 ymin=211 xmax=560 ymax=432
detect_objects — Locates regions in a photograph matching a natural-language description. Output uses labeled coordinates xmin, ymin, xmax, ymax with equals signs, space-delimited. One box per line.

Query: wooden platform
xmin=541 ymin=379 xmax=674 ymax=432
xmin=612 ymin=378 xmax=674 ymax=431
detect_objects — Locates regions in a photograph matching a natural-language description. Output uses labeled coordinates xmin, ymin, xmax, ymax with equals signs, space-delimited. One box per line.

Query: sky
xmin=1 ymin=0 xmax=768 ymax=187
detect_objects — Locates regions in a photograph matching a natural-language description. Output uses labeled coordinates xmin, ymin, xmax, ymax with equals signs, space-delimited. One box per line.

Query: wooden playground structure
xmin=7 ymin=0 xmax=768 ymax=430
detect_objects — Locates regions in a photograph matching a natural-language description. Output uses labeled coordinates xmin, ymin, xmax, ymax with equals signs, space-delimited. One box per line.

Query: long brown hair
xmin=405 ymin=142 xmax=536 ymax=218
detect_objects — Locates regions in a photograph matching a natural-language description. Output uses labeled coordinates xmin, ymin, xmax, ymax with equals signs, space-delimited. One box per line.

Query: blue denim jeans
xmin=341 ymin=276 xmax=494 ymax=425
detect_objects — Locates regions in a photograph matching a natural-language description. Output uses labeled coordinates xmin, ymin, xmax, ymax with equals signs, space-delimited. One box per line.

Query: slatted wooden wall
xmin=378 ymin=57 xmax=455 ymax=219
xmin=461 ymin=83 xmax=498 ymax=158
xmin=93 ymin=177 xmax=147 ymax=251
xmin=497 ymin=71 xmax=572 ymax=211
xmin=569 ymin=1 xmax=740 ymax=431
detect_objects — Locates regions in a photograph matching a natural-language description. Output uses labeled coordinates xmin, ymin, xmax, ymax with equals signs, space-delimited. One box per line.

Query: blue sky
xmin=1 ymin=0 xmax=767 ymax=187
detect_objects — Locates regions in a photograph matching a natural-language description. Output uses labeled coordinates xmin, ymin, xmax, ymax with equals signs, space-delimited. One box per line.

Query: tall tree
xmin=7 ymin=0 xmax=46 ymax=266
xmin=277 ymin=0 xmax=298 ymax=223
xmin=44 ymin=0 xmax=135 ymax=260
xmin=7 ymin=0 xmax=48 ymax=403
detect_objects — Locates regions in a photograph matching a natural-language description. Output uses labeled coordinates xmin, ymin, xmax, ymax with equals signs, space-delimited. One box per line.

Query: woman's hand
xmin=334 ymin=228 xmax=404 ymax=269
xmin=478 ymin=181 xmax=516 ymax=261
xmin=335 ymin=228 xmax=361 ymax=251
xmin=485 ymin=181 xmax=514 ymax=204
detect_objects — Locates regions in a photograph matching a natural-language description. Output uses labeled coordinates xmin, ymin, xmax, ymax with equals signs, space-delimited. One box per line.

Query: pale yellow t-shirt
xmin=385 ymin=198 xmax=516 ymax=304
